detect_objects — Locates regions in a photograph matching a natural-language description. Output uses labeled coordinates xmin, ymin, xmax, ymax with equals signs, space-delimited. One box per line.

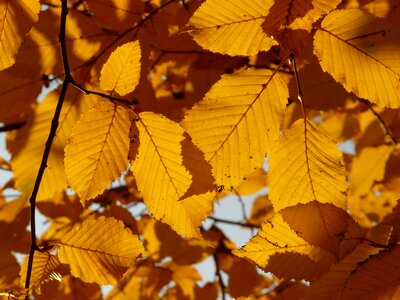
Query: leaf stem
xmin=365 ymin=102 xmax=397 ymax=145
xmin=24 ymin=0 xmax=72 ymax=296
xmin=208 ymin=216 xmax=258 ymax=228
xmin=287 ymin=53 xmax=306 ymax=118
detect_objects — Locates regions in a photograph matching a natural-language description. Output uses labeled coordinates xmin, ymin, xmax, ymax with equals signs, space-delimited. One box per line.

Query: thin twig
xmin=0 ymin=122 xmax=26 ymax=132
xmin=24 ymin=0 xmax=72 ymax=296
xmin=207 ymin=216 xmax=258 ymax=228
xmin=213 ymin=253 xmax=226 ymax=300
xmin=366 ymin=103 xmax=397 ymax=145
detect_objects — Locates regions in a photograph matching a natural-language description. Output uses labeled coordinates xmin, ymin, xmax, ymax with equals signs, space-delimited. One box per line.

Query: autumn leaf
xmin=132 ymin=112 xmax=213 ymax=238
xmin=183 ymin=68 xmax=288 ymax=190
xmin=268 ymin=118 xmax=347 ymax=211
xmin=65 ymin=101 xmax=133 ymax=204
xmin=233 ymin=213 xmax=336 ymax=281
xmin=314 ymin=9 xmax=400 ymax=108
xmin=58 ymin=216 xmax=144 ymax=285
xmin=0 ymin=0 xmax=40 ymax=70
xmin=350 ymin=145 xmax=394 ymax=196
xmin=100 ymin=41 xmax=141 ymax=96
xmin=187 ymin=0 xmax=277 ymax=56
xmin=20 ymin=251 xmax=61 ymax=294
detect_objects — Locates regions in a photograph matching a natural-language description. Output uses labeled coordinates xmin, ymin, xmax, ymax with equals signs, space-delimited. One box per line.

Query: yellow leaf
xmin=65 ymin=101 xmax=133 ymax=203
xmin=132 ymin=112 xmax=211 ymax=238
xmin=187 ymin=0 xmax=277 ymax=56
xmin=0 ymin=251 xmax=19 ymax=288
xmin=58 ymin=216 xmax=144 ymax=285
xmin=350 ymin=145 xmax=394 ymax=196
xmin=304 ymin=243 xmax=379 ymax=299
xmin=100 ymin=41 xmax=141 ymax=96
xmin=249 ymin=195 xmax=274 ymax=226
xmin=8 ymin=90 xmax=94 ymax=200
xmin=281 ymin=202 xmax=361 ymax=258
xmin=183 ymin=68 xmax=288 ymax=190
xmin=314 ymin=9 xmax=400 ymax=108
xmin=0 ymin=0 xmax=40 ymax=70
xmin=20 ymin=251 xmax=61 ymax=294
xmin=233 ymin=213 xmax=336 ymax=281
xmin=228 ymin=259 xmax=262 ymax=298
xmin=269 ymin=119 xmax=347 ymax=211
xmin=165 ymin=262 xmax=201 ymax=299
xmin=341 ymin=244 xmax=400 ymax=299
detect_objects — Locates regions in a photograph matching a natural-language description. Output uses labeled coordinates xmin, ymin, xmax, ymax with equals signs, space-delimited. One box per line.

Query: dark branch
xmin=0 ymin=121 xmax=26 ymax=132
xmin=24 ymin=0 xmax=72 ymax=296
xmin=366 ymin=103 xmax=397 ymax=145
xmin=208 ymin=216 xmax=259 ymax=228
xmin=213 ymin=253 xmax=226 ymax=300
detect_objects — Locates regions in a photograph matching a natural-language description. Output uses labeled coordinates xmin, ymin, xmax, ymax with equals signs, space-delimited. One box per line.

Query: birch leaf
xmin=132 ymin=112 xmax=207 ymax=238
xmin=100 ymin=41 xmax=141 ymax=96
xmin=269 ymin=118 xmax=347 ymax=211
xmin=65 ymin=101 xmax=133 ymax=204
xmin=20 ymin=251 xmax=61 ymax=294
xmin=350 ymin=145 xmax=394 ymax=196
xmin=58 ymin=216 xmax=144 ymax=285
xmin=0 ymin=0 xmax=40 ymax=70
xmin=187 ymin=0 xmax=277 ymax=56
xmin=233 ymin=213 xmax=336 ymax=281
xmin=183 ymin=68 xmax=288 ymax=190
xmin=314 ymin=9 xmax=400 ymax=108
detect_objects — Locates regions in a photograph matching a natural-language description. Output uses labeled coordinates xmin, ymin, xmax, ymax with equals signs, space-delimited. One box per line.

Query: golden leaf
xmin=269 ymin=119 xmax=347 ymax=211
xmin=281 ymin=202 xmax=361 ymax=257
xmin=314 ymin=9 xmax=400 ymax=108
xmin=20 ymin=251 xmax=61 ymax=294
xmin=183 ymin=68 xmax=288 ymax=190
xmin=0 ymin=0 xmax=40 ymax=70
xmin=100 ymin=41 xmax=141 ymax=96
xmin=233 ymin=213 xmax=336 ymax=281
xmin=65 ymin=101 xmax=133 ymax=204
xmin=8 ymin=90 xmax=94 ymax=200
xmin=187 ymin=0 xmax=277 ymax=56
xmin=132 ymin=112 xmax=211 ymax=238
xmin=350 ymin=145 xmax=394 ymax=196
xmin=58 ymin=216 xmax=144 ymax=285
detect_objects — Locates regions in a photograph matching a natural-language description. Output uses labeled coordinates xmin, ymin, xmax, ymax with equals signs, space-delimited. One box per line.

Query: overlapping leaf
xmin=100 ymin=41 xmax=141 ymax=96
xmin=233 ymin=213 xmax=336 ymax=281
xmin=132 ymin=112 xmax=212 ymax=238
xmin=0 ymin=0 xmax=40 ymax=70
xmin=65 ymin=101 xmax=133 ymax=203
xmin=183 ymin=68 xmax=288 ymax=190
xmin=58 ymin=216 xmax=144 ymax=284
xmin=305 ymin=242 xmax=380 ymax=299
xmin=8 ymin=90 xmax=94 ymax=200
xmin=350 ymin=145 xmax=394 ymax=196
xmin=268 ymin=119 xmax=347 ymax=211
xmin=187 ymin=0 xmax=277 ymax=56
xmin=314 ymin=9 xmax=400 ymax=108
xmin=20 ymin=251 xmax=61 ymax=294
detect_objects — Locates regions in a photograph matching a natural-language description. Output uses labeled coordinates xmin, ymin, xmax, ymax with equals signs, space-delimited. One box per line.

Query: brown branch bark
xmin=24 ymin=0 xmax=72 ymax=296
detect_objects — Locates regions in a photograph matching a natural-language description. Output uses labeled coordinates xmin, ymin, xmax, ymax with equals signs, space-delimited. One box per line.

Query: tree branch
xmin=24 ymin=0 xmax=72 ymax=296
xmin=213 ymin=253 xmax=226 ymax=300
xmin=0 ymin=121 xmax=26 ymax=132
xmin=208 ymin=216 xmax=259 ymax=228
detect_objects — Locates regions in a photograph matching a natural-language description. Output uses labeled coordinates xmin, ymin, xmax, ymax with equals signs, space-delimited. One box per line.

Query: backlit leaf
xmin=341 ymin=244 xmax=400 ymax=299
xmin=305 ymin=242 xmax=380 ymax=299
xmin=8 ymin=90 xmax=94 ymax=200
xmin=20 ymin=251 xmax=61 ymax=294
xmin=183 ymin=68 xmax=288 ymax=190
xmin=132 ymin=112 xmax=209 ymax=238
xmin=187 ymin=0 xmax=277 ymax=56
xmin=314 ymin=9 xmax=400 ymax=108
xmin=58 ymin=216 xmax=144 ymax=285
xmin=65 ymin=101 xmax=133 ymax=204
xmin=350 ymin=145 xmax=394 ymax=196
xmin=100 ymin=41 xmax=141 ymax=96
xmin=0 ymin=0 xmax=40 ymax=70
xmin=269 ymin=118 xmax=347 ymax=211
xmin=233 ymin=213 xmax=336 ymax=281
